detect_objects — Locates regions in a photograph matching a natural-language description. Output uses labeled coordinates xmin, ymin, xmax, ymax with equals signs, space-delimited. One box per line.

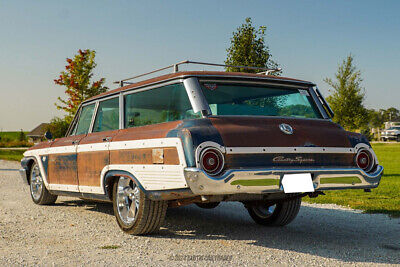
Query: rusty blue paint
xmin=167 ymin=118 xmax=224 ymax=167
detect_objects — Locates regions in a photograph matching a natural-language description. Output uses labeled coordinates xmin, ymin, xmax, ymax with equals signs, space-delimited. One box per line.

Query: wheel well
xmin=105 ymin=176 xmax=119 ymax=201
xmin=104 ymin=171 xmax=146 ymax=201
xmin=25 ymin=158 xmax=36 ymax=185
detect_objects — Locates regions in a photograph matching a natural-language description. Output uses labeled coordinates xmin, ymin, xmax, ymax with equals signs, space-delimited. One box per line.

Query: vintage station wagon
xmin=20 ymin=61 xmax=383 ymax=235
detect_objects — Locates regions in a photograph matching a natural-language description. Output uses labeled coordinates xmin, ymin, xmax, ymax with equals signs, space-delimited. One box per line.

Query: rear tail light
xmin=356 ymin=149 xmax=374 ymax=172
xmin=200 ymin=147 xmax=224 ymax=176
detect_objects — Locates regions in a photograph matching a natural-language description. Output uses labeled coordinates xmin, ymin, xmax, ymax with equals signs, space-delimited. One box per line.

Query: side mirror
xmin=44 ymin=131 xmax=53 ymax=140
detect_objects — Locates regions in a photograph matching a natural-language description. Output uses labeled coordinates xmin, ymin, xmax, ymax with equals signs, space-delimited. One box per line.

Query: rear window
xmin=201 ymin=83 xmax=322 ymax=119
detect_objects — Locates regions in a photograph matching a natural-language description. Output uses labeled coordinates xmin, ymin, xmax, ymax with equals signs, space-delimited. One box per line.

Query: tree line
xmin=48 ymin=18 xmax=398 ymax=138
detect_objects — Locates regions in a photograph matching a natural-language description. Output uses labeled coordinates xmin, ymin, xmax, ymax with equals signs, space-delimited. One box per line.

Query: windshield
xmin=200 ymin=83 xmax=322 ymax=119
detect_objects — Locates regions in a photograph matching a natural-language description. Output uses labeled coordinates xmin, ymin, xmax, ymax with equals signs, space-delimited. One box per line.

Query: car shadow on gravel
xmin=155 ymin=202 xmax=400 ymax=264
xmin=55 ymin=200 xmax=114 ymax=216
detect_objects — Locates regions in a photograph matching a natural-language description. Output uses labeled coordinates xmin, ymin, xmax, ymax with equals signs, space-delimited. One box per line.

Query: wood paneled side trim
xmin=48 ymin=153 xmax=77 ymax=185
xmin=77 ymin=151 xmax=109 ymax=187
xmin=110 ymin=147 xmax=180 ymax=165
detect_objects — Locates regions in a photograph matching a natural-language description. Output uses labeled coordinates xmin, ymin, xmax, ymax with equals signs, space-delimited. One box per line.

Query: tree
xmin=18 ymin=129 xmax=26 ymax=141
xmin=54 ymin=49 xmax=108 ymax=123
xmin=46 ymin=117 xmax=70 ymax=139
xmin=382 ymin=107 xmax=400 ymax=122
xmin=368 ymin=109 xmax=384 ymax=128
xmin=225 ymin=17 xmax=279 ymax=73
xmin=324 ymin=55 xmax=368 ymax=131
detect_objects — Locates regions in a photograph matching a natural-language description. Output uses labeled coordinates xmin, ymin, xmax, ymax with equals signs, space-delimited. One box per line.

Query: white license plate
xmin=281 ymin=173 xmax=315 ymax=193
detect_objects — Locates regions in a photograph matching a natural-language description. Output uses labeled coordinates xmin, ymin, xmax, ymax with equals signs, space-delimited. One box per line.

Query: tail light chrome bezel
xmin=195 ymin=142 xmax=225 ymax=176
xmin=199 ymin=147 xmax=225 ymax=176
xmin=355 ymin=149 xmax=375 ymax=173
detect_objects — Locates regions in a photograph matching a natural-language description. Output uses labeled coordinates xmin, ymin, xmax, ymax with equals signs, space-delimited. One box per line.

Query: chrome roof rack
xmin=113 ymin=60 xmax=282 ymax=87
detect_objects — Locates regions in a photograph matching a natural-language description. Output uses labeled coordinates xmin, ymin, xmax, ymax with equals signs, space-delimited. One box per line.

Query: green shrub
xmin=0 ymin=140 xmax=33 ymax=148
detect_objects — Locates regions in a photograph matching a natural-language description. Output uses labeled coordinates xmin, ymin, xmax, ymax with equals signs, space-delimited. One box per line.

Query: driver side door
xmin=47 ymin=103 xmax=96 ymax=191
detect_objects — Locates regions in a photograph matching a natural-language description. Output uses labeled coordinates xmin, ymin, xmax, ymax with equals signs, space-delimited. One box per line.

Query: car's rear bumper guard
xmin=19 ymin=168 xmax=29 ymax=185
xmin=184 ymin=165 xmax=384 ymax=195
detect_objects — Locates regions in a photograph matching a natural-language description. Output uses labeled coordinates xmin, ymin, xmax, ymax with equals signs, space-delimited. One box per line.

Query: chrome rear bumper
xmin=184 ymin=165 xmax=384 ymax=195
xmin=19 ymin=168 xmax=29 ymax=185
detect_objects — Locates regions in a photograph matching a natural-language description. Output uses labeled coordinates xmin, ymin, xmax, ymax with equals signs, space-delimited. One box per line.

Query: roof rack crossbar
xmin=114 ymin=60 xmax=281 ymax=87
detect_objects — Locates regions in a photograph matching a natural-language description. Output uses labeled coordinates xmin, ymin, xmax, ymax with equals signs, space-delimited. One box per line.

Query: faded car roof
xmin=85 ymin=71 xmax=314 ymax=103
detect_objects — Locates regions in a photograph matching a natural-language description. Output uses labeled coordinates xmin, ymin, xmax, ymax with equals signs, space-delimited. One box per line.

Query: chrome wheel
xmin=30 ymin=164 xmax=43 ymax=201
xmin=252 ymin=203 xmax=277 ymax=219
xmin=116 ymin=177 xmax=140 ymax=226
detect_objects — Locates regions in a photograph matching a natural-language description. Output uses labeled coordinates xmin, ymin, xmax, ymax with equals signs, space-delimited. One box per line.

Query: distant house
xmin=27 ymin=123 xmax=49 ymax=144
xmin=384 ymin=121 xmax=400 ymax=129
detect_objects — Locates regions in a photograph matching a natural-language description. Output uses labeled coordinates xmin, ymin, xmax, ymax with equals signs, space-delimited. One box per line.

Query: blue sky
xmin=0 ymin=0 xmax=399 ymax=130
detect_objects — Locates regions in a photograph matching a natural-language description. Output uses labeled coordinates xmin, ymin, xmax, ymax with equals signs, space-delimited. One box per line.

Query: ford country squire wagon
xmin=20 ymin=61 xmax=383 ymax=235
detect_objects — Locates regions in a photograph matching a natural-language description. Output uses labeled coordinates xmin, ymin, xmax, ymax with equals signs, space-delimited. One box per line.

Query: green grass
xmin=0 ymin=149 xmax=26 ymax=161
xmin=0 ymin=131 xmax=28 ymax=141
xmin=0 ymin=131 xmax=33 ymax=148
xmin=306 ymin=143 xmax=400 ymax=217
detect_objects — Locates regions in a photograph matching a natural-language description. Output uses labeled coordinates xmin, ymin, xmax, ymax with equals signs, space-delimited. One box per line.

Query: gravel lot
xmin=0 ymin=159 xmax=399 ymax=266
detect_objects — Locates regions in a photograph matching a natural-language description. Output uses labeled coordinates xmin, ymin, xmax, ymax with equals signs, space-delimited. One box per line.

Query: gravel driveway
xmin=0 ymin=160 xmax=399 ymax=266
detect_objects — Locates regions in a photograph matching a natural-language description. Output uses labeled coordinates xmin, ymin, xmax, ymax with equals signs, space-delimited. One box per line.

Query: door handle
xmin=102 ymin=137 xmax=111 ymax=142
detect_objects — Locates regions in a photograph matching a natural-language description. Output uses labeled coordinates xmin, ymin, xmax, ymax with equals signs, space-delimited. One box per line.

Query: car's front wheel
xmin=29 ymin=162 xmax=57 ymax=205
xmin=112 ymin=177 xmax=167 ymax=235
xmin=245 ymin=197 xmax=301 ymax=226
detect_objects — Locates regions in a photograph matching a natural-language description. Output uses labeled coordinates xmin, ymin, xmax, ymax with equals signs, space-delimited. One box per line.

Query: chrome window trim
xmin=198 ymin=79 xmax=310 ymax=89
xmin=309 ymin=86 xmax=329 ymax=119
xmin=88 ymin=101 xmax=99 ymax=134
xmin=121 ymin=79 xmax=184 ymax=96
xmin=66 ymin=106 xmax=81 ymax=136
xmin=194 ymin=74 xmax=314 ymax=86
xmin=183 ymin=77 xmax=211 ymax=116
xmin=315 ymin=86 xmax=334 ymax=118
xmin=206 ymin=114 xmax=330 ymax=122
xmin=81 ymin=100 xmax=96 ymax=107
xmin=119 ymin=93 xmax=124 ymax=130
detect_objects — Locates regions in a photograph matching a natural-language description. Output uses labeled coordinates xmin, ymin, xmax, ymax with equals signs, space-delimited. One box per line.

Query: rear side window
xmin=75 ymin=104 xmax=95 ymax=135
xmin=93 ymin=97 xmax=119 ymax=132
xmin=124 ymin=83 xmax=200 ymax=128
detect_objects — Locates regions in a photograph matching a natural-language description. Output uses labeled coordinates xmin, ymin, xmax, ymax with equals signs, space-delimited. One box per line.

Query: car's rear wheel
xmin=246 ymin=197 xmax=301 ymax=226
xmin=29 ymin=162 xmax=57 ymax=205
xmin=195 ymin=202 xmax=220 ymax=209
xmin=112 ymin=177 xmax=167 ymax=235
